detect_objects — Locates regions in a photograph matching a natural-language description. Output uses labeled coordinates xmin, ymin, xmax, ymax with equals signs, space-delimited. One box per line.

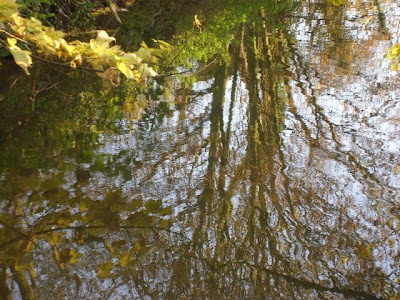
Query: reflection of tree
xmin=1 ymin=1 xmax=399 ymax=299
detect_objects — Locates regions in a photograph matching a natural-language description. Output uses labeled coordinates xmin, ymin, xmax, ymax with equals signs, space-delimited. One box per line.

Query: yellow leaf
xmin=341 ymin=256 xmax=349 ymax=264
xmin=152 ymin=39 xmax=172 ymax=51
xmin=49 ymin=233 xmax=64 ymax=246
xmin=117 ymin=61 xmax=134 ymax=79
xmin=132 ymin=240 xmax=142 ymax=254
xmin=394 ymin=165 xmax=399 ymax=175
xmin=69 ymin=250 xmax=82 ymax=264
xmin=119 ymin=53 xmax=142 ymax=66
xmin=54 ymin=39 xmax=76 ymax=60
xmin=391 ymin=63 xmax=399 ymax=71
xmin=97 ymin=261 xmax=114 ymax=278
xmin=138 ymin=63 xmax=157 ymax=77
xmin=7 ymin=37 xmax=17 ymax=46
xmin=194 ymin=14 xmax=202 ymax=27
xmin=119 ymin=252 xmax=130 ymax=267
xmin=70 ymin=54 xmax=82 ymax=69
xmin=136 ymin=47 xmax=152 ymax=62
xmin=96 ymin=30 xmax=116 ymax=45
xmin=10 ymin=13 xmax=24 ymax=28
xmin=0 ymin=0 xmax=19 ymax=22
xmin=79 ymin=200 xmax=86 ymax=212
xmin=194 ymin=14 xmax=202 ymax=32
xmin=8 ymin=44 xmax=32 ymax=75
xmin=90 ymin=30 xmax=116 ymax=53
xmin=387 ymin=44 xmax=400 ymax=59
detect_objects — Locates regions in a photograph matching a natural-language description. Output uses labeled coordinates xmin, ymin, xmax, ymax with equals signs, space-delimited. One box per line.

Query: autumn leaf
xmin=327 ymin=0 xmax=345 ymax=5
xmin=194 ymin=14 xmax=202 ymax=32
xmin=79 ymin=200 xmax=87 ymax=212
xmin=90 ymin=30 xmax=116 ymax=53
xmin=0 ymin=0 xmax=19 ymax=22
xmin=7 ymin=38 xmax=32 ymax=75
xmin=3 ymin=7 xmax=169 ymax=83
xmin=102 ymin=67 xmax=121 ymax=88
xmin=97 ymin=261 xmax=114 ymax=278
xmin=119 ymin=53 xmax=142 ymax=66
xmin=116 ymin=61 xmax=135 ymax=79
xmin=138 ymin=63 xmax=157 ymax=78
xmin=119 ymin=252 xmax=130 ymax=267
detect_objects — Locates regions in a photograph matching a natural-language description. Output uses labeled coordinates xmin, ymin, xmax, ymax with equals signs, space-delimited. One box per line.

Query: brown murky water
xmin=0 ymin=1 xmax=399 ymax=299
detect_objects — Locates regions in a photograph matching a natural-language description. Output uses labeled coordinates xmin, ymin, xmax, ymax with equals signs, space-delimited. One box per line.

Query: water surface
xmin=0 ymin=1 xmax=399 ymax=299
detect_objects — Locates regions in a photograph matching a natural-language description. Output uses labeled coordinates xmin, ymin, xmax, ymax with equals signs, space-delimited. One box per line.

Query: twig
xmin=31 ymin=55 xmax=102 ymax=74
xmin=156 ymin=53 xmax=220 ymax=78
xmin=106 ymin=0 xmax=122 ymax=25
xmin=37 ymin=225 xmax=191 ymax=241
xmin=0 ymin=29 xmax=27 ymax=44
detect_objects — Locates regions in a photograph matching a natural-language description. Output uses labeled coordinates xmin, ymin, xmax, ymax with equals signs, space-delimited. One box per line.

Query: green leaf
xmin=126 ymin=211 xmax=156 ymax=226
xmin=111 ymin=239 xmax=126 ymax=250
xmin=144 ymin=199 xmax=162 ymax=213
xmin=136 ymin=47 xmax=152 ymax=62
xmin=128 ymin=199 xmax=143 ymax=211
xmin=159 ymin=206 xmax=173 ymax=216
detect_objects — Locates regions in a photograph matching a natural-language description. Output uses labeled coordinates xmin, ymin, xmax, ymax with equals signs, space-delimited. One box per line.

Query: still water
xmin=0 ymin=0 xmax=399 ymax=299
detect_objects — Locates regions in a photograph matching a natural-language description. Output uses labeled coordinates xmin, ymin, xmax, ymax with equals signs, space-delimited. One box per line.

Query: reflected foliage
xmin=0 ymin=0 xmax=400 ymax=299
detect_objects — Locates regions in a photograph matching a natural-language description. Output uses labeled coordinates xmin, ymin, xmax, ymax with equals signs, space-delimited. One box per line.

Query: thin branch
xmin=36 ymin=225 xmax=191 ymax=241
xmin=0 ymin=223 xmax=190 ymax=249
xmin=0 ymin=29 xmax=27 ymax=44
xmin=156 ymin=54 xmax=220 ymax=78
xmin=0 ymin=220 xmax=39 ymax=248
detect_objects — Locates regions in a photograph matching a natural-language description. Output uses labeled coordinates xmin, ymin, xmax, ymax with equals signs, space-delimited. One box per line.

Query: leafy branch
xmin=0 ymin=0 xmax=171 ymax=86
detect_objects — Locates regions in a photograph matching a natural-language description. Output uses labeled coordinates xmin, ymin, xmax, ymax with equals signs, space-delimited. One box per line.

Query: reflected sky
xmin=0 ymin=0 xmax=400 ymax=299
